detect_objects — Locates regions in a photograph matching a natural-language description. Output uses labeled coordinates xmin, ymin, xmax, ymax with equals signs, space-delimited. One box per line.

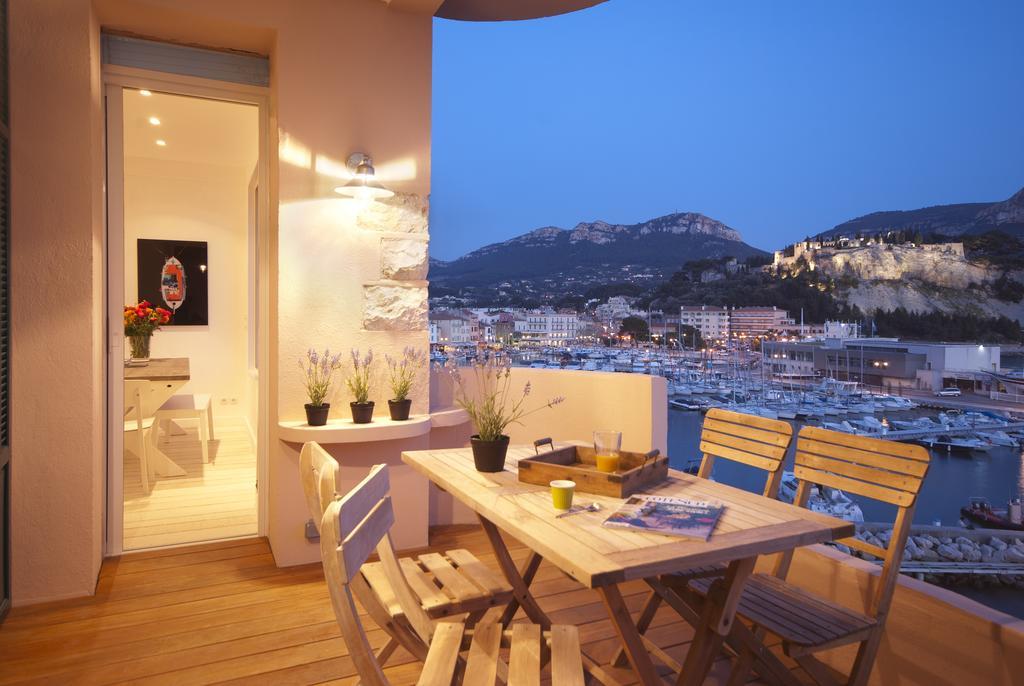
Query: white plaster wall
xmin=10 ymin=0 xmax=105 ymax=604
xmin=11 ymin=0 xmax=435 ymax=598
xmin=123 ymin=156 xmax=254 ymax=415
xmin=432 ymin=367 xmax=668 ymax=454
xmin=276 ymin=199 xmax=429 ymax=419
xmin=427 ymin=368 xmax=669 ymax=528
xmin=941 ymin=345 xmax=1000 ymax=373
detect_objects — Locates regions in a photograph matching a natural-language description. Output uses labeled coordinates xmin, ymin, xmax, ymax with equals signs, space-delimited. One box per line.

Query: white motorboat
xmin=986 ymin=430 xmax=1021 ymax=448
xmin=921 ymin=434 xmax=993 ymax=454
xmin=780 ymin=471 xmax=864 ymax=522
xmin=851 ymin=416 xmax=887 ymax=435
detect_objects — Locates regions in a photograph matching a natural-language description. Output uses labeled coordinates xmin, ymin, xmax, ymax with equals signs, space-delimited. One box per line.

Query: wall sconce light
xmin=333 ymin=153 xmax=394 ymax=201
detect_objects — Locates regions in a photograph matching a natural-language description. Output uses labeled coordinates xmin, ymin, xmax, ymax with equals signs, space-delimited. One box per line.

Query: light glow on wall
xmin=314 ymin=153 xmax=348 ymax=179
xmin=375 ymin=157 xmax=417 ymax=182
xmin=279 ymin=134 xmax=312 ymax=169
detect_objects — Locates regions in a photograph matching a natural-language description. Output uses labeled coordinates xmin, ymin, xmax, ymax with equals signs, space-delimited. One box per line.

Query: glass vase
xmin=128 ymin=334 xmax=152 ymax=361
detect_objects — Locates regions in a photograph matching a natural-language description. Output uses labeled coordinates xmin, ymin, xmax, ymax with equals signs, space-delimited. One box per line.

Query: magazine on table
xmin=602 ymin=495 xmax=724 ymax=540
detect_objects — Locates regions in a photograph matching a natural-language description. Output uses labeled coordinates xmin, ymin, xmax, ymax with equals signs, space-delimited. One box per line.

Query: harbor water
xmin=668 ymin=407 xmax=1024 ymax=619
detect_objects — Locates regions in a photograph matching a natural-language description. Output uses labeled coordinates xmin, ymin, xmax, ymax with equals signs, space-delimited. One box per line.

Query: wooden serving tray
xmin=517 ymin=440 xmax=669 ymax=498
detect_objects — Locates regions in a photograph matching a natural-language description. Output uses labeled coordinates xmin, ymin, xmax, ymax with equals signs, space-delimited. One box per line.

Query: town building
xmin=595 ymin=296 xmax=634 ymax=324
xmin=762 ymin=337 xmax=1001 ymax=391
xmin=679 ymin=305 xmax=730 ymax=343
xmin=428 ymin=310 xmax=478 ymax=344
xmin=492 ymin=312 xmax=517 ymax=343
xmin=729 ymin=306 xmax=796 ymax=338
xmin=516 ymin=309 xmax=581 ymax=346
xmin=824 ymin=320 xmax=861 ymax=339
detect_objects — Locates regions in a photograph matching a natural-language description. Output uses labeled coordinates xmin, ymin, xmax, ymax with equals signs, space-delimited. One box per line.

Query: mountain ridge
xmin=815 ymin=185 xmax=1024 ymax=240
xmin=433 ymin=212 xmax=757 ymax=265
xmin=429 ymin=211 xmax=766 ymax=304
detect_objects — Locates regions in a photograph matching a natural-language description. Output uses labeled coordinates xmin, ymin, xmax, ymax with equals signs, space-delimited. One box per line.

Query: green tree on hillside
xmin=619 ymin=316 xmax=650 ymax=342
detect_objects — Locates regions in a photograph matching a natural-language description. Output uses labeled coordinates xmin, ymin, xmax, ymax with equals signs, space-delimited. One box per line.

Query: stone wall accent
xmin=356 ymin=191 xmax=428 ymax=234
xmin=381 ymin=236 xmax=428 ymax=280
xmin=363 ymin=281 xmax=427 ymax=331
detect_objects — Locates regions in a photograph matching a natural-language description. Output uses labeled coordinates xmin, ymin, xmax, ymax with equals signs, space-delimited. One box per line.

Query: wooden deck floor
xmin=123 ymin=416 xmax=257 ymax=550
xmin=0 ymin=527 xmax=809 ymax=685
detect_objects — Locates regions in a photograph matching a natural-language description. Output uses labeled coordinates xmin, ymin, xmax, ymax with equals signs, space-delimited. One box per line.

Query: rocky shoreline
xmin=835 ymin=526 xmax=1024 ymax=590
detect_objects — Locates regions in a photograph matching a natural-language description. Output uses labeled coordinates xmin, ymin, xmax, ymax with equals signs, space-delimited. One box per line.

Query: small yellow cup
xmin=595 ymin=453 xmax=620 ymax=473
xmin=550 ymin=480 xmax=575 ymax=511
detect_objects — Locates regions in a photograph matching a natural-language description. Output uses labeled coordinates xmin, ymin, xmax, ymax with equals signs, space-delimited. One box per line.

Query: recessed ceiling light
xmin=155 ymin=139 xmax=167 ymax=147
xmin=148 ymin=116 xmax=161 ymax=126
xmin=139 ymin=89 xmax=152 ymax=97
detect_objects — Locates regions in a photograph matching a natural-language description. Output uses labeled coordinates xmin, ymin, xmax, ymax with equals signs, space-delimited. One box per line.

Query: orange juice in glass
xmin=594 ymin=430 xmax=622 ymax=473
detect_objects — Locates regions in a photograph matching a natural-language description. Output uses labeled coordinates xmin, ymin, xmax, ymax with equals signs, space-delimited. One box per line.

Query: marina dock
xmin=873 ymin=421 xmax=1024 ymax=441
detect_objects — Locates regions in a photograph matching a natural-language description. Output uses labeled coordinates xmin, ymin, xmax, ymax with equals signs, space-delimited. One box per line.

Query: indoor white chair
xmin=154 ymin=393 xmax=214 ymax=463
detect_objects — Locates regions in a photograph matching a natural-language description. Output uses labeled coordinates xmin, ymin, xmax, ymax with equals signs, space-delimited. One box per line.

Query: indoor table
xmin=124 ymin=357 xmax=190 ymax=479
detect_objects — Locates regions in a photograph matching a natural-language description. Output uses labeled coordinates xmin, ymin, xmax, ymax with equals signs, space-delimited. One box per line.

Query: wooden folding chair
xmin=684 ymin=425 xmax=930 ymax=686
xmin=300 ymin=442 xmax=515 ymax=667
xmin=319 ymin=464 xmax=585 ymax=685
xmin=614 ymin=408 xmax=793 ymax=670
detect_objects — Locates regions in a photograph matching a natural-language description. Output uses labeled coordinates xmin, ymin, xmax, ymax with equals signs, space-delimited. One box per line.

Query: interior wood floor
xmin=0 ymin=527 xmax=814 ymax=685
xmin=123 ymin=415 xmax=257 ymax=550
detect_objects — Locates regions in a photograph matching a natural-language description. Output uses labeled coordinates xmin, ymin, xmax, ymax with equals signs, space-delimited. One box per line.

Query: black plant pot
xmin=470 ymin=434 xmax=510 ymax=473
xmin=305 ymin=403 xmax=330 ymax=426
xmin=350 ymin=401 xmax=375 ymax=424
xmin=388 ymin=398 xmax=412 ymax=421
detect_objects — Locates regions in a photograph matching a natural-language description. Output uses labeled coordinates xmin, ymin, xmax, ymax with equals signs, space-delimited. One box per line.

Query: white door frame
xmin=103 ymin=65 xmax=271 ymax=555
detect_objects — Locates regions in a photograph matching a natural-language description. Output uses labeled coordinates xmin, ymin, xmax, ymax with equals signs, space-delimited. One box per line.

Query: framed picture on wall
xmin=137 ymin=239 xmax=209 ymax=326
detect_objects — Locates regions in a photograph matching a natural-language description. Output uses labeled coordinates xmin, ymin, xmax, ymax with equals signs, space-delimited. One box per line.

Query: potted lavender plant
xmin=443 ymin=353 xmax=564 ymax=472
xmin=299 ymin=348 xmax=342 ymax=426
xmin=346 ymin=348 xmax=377 ymax=424
xmin=385 ymin=346 xmax=425 ymax=421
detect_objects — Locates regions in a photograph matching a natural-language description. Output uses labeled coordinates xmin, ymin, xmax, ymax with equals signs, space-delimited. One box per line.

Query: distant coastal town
xmin=430 ymin=300 xmax=800 ymax=348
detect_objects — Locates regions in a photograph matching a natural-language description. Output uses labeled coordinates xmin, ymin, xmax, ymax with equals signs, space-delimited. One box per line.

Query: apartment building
xmin=516 ymin=309 xmax=581 ymax=346
xmin=429 ymin=310 xmax=478 ymax=344
xmin=679 ymin=305 xmax=730 ymax=343
xmin=729 ymin=306 xmax=795 ymax=337
xmin=595 ymin=296 xmax=634 ymax=324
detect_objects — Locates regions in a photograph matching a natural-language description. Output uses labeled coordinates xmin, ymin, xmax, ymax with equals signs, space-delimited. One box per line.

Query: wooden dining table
xmin=402 ymin=444 xmax=855 ymax=686
xmin=124 ymin=357 xmax=190 ymax=478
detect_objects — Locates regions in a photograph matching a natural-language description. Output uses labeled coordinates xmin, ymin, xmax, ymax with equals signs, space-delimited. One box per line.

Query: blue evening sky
xmin=429 ymin=0 xmax=1024 ymax=260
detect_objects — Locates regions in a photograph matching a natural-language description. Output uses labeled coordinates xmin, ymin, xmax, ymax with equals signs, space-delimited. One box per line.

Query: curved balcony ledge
xmin=429 ymin=407 xmax=470 ymax=427
xmin=278 ymin=408 xmax=469 ymax=444
xmin=278 ymin=415 xmax=432 ymax=444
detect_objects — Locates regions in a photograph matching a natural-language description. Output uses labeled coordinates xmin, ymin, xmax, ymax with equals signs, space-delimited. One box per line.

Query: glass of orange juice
xmin=594 ymin=430 xmax=622 ymax=473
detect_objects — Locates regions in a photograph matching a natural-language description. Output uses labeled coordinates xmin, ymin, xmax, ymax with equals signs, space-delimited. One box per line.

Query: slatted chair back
xmin=299 ymin=441 xmax=339 ymax=534
xmin=791 ymin=425 xmax=930 ymax=621
xmin=319 ymin=464 xmax=435 ymax=682
xmin=698 ymin=408 xmax=793 ymax=498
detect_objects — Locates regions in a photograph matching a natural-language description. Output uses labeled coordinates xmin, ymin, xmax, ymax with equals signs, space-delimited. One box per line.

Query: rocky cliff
xmin=783 ymin=242 xmax=1024 ymax=321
